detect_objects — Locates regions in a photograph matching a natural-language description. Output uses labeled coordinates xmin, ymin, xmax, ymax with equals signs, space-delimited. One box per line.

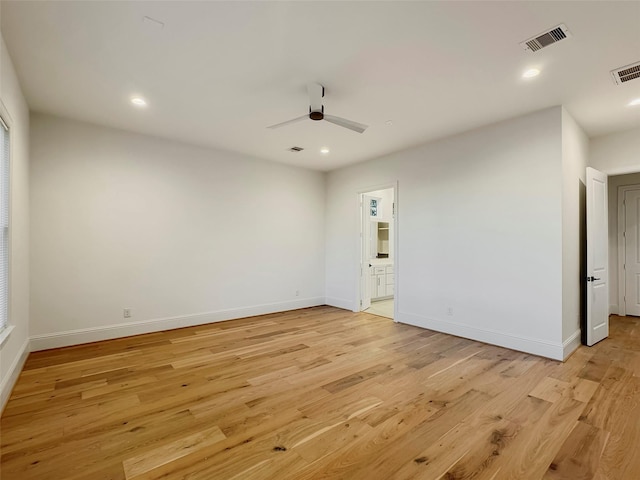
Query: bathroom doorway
xmin=359 ymin=185 xmax=396 ymax=320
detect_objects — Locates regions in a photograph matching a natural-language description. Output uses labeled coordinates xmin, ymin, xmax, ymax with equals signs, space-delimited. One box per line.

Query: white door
xmin=586 ymin=167 xmax=609 ymax=346
xmin=624 ymin=189 xmax=640 ymax=316
xmin=360 ymin=195 xmax=374 ymax=311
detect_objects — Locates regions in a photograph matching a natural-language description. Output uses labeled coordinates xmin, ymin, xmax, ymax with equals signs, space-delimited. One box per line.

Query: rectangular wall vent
xmin=288 ymin=146 xmax=304 ymax=152
xmin=520 ymin=24 xmax=572 ymax=52
xmin=611 ymin=61 xmax=640 ymax=85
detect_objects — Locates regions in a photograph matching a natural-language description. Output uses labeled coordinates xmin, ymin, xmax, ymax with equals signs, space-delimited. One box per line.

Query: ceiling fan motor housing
xmin=309 ymin=105 xmax=324 ymax=121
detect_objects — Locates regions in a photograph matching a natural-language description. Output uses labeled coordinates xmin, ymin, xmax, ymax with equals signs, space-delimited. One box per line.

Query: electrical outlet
xmin=447 ymin=307 xmax=454 ymax=316
xmin=124 ymin=308 xmax=132 ymax=319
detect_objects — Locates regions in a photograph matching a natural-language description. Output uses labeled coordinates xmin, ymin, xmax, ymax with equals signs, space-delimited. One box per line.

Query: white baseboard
xmin=562 ymin=330 xmax=581 ymax=360
xmin=30 ymin=297 xmax=325 ymax=351
xmin=396 ymin=311 xmax=565 ymax=361
xmin=325 ymin=296 xmax=357 ymax=312
xmin=610 ymin=304 xmax=619 ymax=315
xmin=1 ymin=337 xmax=30 ymax=413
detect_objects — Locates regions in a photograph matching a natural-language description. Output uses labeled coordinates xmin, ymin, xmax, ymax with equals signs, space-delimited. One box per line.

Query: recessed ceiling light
xmin=320 ymin=148 xmax=330 ymax=154
xmin=522 ymin=68 xmax=541 ymax=78
xmin=130 ymin=97 xmax=147 ymax=107
xmin=628 ymin=98 xmax=640 ymax=107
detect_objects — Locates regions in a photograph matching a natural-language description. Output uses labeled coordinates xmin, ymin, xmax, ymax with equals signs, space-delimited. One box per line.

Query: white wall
xmin=561 ymin=109 xmax=588 ymax=355
xmin=608 ymin=172 xmax=640 ymax=314
xmin=29 ymin=114 xmax=325 ymax=349
xmin=0 ymin=34 xmax=30 ymax=410
xmin=590 ymin=128 xmax=640 ymax=176
xmin=326 ymin=107 xmax=566 ymax=359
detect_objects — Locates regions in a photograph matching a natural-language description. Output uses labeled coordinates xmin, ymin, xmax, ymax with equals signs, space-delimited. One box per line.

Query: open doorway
xmin=611 ymin=172 xmax=640 ymax=317
xmin=359 ymin=185 xmax=396 ymax=319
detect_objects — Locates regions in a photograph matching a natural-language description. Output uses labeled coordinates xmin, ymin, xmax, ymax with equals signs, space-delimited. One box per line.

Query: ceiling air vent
xmin=611 ymin=61 xmax=640 ymax=85
xmin=520 ymin=24 xmax=571 ymax=52
xmin=288 ymin=146 xmax=304 ymax=152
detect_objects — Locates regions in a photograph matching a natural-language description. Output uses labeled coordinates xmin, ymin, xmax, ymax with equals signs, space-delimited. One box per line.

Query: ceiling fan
xmin=267 ymin=83 xmax=368 ymax=134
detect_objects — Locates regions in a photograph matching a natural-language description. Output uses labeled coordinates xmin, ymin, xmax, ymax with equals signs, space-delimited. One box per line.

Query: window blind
xmin=0 ymin=116 xmax=8 ymax=331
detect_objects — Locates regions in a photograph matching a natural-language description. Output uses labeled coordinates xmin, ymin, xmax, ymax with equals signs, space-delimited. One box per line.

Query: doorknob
xmin=587 ymin=276 xmax=601 ymax=282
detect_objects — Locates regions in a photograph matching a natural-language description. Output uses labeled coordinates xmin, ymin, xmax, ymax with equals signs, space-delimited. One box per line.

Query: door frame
xmin=617 ymin=184 xmax=640 ymax=317
xmin=355 ymin=181 xmax=399 ymax=321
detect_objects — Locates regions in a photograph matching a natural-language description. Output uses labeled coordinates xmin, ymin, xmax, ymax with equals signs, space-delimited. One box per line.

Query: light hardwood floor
xmin=1 ymin=307 xmax=639 ymax=479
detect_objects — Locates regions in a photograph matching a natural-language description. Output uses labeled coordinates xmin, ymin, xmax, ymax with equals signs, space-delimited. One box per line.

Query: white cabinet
xmin=371 ymin=264 xmax=394 ymax=299
xmin=375 ymin=274 xmax=386 ymax=298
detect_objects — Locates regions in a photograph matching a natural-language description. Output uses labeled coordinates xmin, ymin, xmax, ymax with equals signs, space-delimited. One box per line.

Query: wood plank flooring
xmin=1 ymin=307 xmax=639 ymax=479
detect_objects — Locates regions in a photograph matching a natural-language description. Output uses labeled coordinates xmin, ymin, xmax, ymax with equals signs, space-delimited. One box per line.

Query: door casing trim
xmin=617 ymin=184 xmax=640 ymax=317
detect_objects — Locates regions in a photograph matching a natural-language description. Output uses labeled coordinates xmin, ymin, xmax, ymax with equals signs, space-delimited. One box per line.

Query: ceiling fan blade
xmin=267 ymin=114 xmax=309 ymax=130
xmin=323 ymin=114 xmax=368 ymax=133
xmin=307 ymin=83 xmax=324 ymax=112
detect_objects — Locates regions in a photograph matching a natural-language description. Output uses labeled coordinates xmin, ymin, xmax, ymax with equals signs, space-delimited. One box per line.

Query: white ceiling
xmin=2 ymin=1 xmax=639 ymax=171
